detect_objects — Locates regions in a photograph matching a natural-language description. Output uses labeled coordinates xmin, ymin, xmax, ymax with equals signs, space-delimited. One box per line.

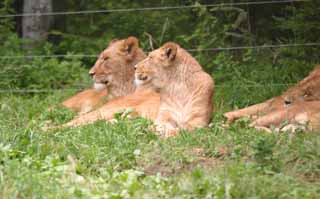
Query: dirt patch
xmin=138 ymin=147 xmax=224 ymax=176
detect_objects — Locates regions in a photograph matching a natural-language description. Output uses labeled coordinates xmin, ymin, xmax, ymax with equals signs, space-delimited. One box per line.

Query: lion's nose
xmin=284 ymin=97 xmax=292 ymax=105
xmin=89 ymin=70 xmax=95 ymax=77
xmin=138 ymin=74 xmax=148 ymax=81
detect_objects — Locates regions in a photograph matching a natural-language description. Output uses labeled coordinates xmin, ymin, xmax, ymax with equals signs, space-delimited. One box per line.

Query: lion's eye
xmin=103 ymin=57 xmax=109 ymax=61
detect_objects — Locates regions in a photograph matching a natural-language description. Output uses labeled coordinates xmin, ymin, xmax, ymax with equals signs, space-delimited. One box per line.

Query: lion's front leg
xmin=154 ymin=110 xmax=179 ymax=138
xmin=224 ymin=100 xmax=273 ymax=123
xmin=155 ymin=123 xmax=179 ymax=138
xmin=249 ymin=108 xmax=293 ymax=128
xmin=63 ymin=109 xmax=104 ymax=128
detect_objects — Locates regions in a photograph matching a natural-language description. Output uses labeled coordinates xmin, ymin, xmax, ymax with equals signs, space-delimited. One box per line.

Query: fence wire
xmin=0 ymin=0 xmax=309 ymax=18
xmin=0 ymin=84 xmax=296 ymax=93
xmin=1 ymin=42 xmax=320 ymax=60
xmin=0 ymin=0 xmax=316 ymax=93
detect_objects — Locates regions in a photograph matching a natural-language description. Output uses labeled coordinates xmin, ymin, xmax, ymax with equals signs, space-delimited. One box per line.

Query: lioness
xmin=60 ymin=88 xmax=108 ymax=114
xmin=58 ymin=36 xmax=146 ymax=114
xmin=224 ymin=65 xmax=320 ymax=123
xmin=250 ymin=101 xmax=320 ymax=132
xmin=134 ymin=42 xmax=214 ymax=137
xmin=62 ymin=38 xmax=160 ymax=127
xmin=63 ymin=81 xmax=160 ymax=127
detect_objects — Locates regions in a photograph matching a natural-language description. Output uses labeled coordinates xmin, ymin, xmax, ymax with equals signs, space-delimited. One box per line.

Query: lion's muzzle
xmin=137 ymin=73 xmax=148 ymax=81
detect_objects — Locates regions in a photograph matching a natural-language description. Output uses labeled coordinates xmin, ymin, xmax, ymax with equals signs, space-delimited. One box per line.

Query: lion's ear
xmin=108 ymin=39 xmax=118 ymax=46
xmin=304 ymin=88 xmax=313 ymax=97
xmin=163 ymin=42 xmax=177 ymax=61
xmin=123 ymin=36 xmax=139 ymax=56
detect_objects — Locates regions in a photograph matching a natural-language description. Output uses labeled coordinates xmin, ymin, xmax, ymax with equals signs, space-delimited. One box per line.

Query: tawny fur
xmin=134 ymin=42 xmax=214 ymax=137
xmin=61 ymin=88 xmax=108 ymax=114
xmin=224 ymin=65 xmax=320 ymax=123
xmin=58 ymin=36 xmax=146 ymax=114
xmin=250 ymin=101 xmax=320 ymax=132
xmin=64 ymin=85 xmax=159 ymax=127
xmin=61 ymin=37 xmax=161 ymax=128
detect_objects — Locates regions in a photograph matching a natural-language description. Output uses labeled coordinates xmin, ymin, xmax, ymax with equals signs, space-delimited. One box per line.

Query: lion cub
xmin=134 ymin=42 xmax=214 ymax=137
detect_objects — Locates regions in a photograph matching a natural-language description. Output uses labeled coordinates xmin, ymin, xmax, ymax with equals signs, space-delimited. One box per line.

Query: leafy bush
xmin=0 ymin=35 xmax=91 ymax=89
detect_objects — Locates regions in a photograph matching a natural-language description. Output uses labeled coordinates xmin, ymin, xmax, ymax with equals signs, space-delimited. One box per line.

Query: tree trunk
xmin=22 ymin=0 xmax=52 ymax=50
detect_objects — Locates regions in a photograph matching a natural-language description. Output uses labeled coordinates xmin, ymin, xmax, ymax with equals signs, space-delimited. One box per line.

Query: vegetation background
xmin=0 ymin=0 xmax=320 ymax=198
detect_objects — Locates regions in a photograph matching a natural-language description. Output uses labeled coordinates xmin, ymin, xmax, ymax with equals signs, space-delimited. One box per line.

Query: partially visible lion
xmin=224 ymin=65 xmax=320 ymax=124
xmin=134 ymin=42 xmax=215 ymax=137
xmin=58 ymin=36 xmax=146 ymax=114
xmin=61 ymin=38 xmax=160 ymax=128
xmin=60 ymin=88 xmax=108 ymax=115
xmin=250 ymin=101 xmax=320 ymax=132
xmin=63 ymin=82 xmax=159 ymax=127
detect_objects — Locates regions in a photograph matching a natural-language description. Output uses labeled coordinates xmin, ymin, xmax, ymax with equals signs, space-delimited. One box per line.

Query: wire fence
xmin=0 ymin=83 xmax=296 ymax=94
xmin=1 ymin=42 xmax=320 ymax=60
xmin=0 ymin=0 xmax=316 ymax=93
xmin=0 ymin=0 xmax=310 ymax=18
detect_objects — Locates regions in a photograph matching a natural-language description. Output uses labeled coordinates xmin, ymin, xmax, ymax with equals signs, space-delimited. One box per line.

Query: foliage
xmin=0 ymin=34 xmax=90 ymax=89
xmin=0 ymin=0 xmax=320 ymax=90
xmin=0 ymin=0 xmax=15 ymax=40
xmin=0 ymin=1 xmax=320 ymax=198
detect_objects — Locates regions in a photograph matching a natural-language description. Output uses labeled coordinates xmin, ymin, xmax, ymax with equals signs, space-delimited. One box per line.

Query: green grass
xmin=1 ymin=86 xmax=320 ymax=199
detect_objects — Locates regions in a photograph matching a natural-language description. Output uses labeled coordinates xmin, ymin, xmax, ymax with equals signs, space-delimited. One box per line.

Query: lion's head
xmin=89 ymin=36 xmax=146 ymax=97
xmin=134 ymin=42 xmax=202 ymax=90
xmin=278 ymin=65 xmax=320 ymax=105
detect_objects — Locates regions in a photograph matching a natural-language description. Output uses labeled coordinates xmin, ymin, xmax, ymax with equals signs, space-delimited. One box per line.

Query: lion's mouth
xmin=134 ymin=75 xmax=150 ymax=87
xmin=103 ymin=80 xmax=110 ymax=85
xmin=139 ymin=76 xmax=148 ymax=81
xmin=95 ymin=79 xmax=110 ymax=85
xmin=136 ymin=74 xmax=148 ymax=81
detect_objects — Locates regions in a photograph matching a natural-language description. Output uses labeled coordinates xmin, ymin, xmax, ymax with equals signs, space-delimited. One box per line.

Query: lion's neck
xmin=109 ymin=53 xmax=146 ymax=97
xmin=109 ymin=70 xmax=136 ymax=98
xmin=134 ymin=83 xmax=158 ymax=94
xmin=160 ymin=51 xmax=203 ymax=104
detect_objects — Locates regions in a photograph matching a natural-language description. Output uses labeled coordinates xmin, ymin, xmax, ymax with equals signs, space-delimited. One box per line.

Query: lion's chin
xmin=93 ymin=83 xmax=107 ymax=91
xmin=134 ymin=79 xmax=147 ymax=87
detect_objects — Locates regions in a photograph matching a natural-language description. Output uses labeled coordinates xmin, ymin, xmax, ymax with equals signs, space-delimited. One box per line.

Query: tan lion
xmin=61 ymin=38 xmax=160 ymax=127
xmin=134 ymin=42 xmax=215 ymax=137
xmin=250 ymin=101 xmax=320 ymax=132
xmin=224 ymin=65 xmax=320 ymax=124
xmin=60 ymin=89 xmax=108 ymax=114
xmin=58 ymin=36 xmax=146 ymax=114
xmin=63 ymin=82 xmax=159 ymax=127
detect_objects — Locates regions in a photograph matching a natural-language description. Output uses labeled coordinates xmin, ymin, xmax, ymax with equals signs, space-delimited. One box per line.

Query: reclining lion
xmin=250 ymin=101 xmax=320 ymax=132
xmin=58 ymin=36 xmax=146 ymax=114
xmin=63 ymin=80 xmax=160 ymax=127
xmin=134 ymin=42 xmax=215 ymax=137
xmin=60 ymin=88 xmax=108 ymax=115
xmin=224 ymin=65 xmax=320 ymax=125
xmin=62 ymin=38 xmax=160 ymax=127
xmin=224 ymin=65 xmax=320 ymax=132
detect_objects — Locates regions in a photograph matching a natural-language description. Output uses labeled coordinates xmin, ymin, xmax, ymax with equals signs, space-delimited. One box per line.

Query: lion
xmin=250 ymin=101 xmax=320 ymax=132
xmin=134 ymin=42 xmax=215 ymax=137
xmin=60 ymin=88 xmax=108 ymax=114
xmin=58 ymin=36 xmax=146 ymax=114
xmin=224 ymin=65 xmax=320 ymax=123
xmin=63 ymin=82 xmax=160 ymax=127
